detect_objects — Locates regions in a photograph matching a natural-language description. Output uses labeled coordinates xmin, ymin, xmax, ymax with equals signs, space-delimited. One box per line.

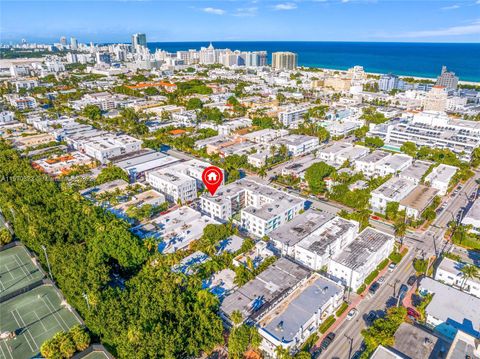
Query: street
xmin=317 ymin=249 xmax=417 ymax=359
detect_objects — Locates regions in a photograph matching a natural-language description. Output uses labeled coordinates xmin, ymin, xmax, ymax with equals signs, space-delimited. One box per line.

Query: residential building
xmin=392 ymin=323 xmax=450 ymax=359
xmin=399 ymin=160 xmax=432 ymax=185
xmin=0 ymin=111 xmax=15 ymax=124
xmin=258 ymin=273 xmax=344 ymax=356
xmin=370 ymin=177 xmax=417 ymax=214
xmin=436 ymin=66 xmax=459 ymax=91
xmin=379 ymin=74 xmax=402 ymax=92
xmin=375 ymin=153 xmax=413 ymax=177
xmin=232 ymin=241 xmax=274 ymax=269
xmin=113 ymin=149 xmax=180 ymax=180
xmin=368 ymin=111 xmax=480 ymax=161
xmin=277 ymin=105 xmax=310 ymax=128
xmin=354 ymin=150 xmax=391 ymax=177
xmin=242 ymin=129 xmax=289 ymax=144
xmin=269 ymin=210 xmax=335 ymax=257
xmin=83 ymin=134 xmax=143 ymax=164
xmin=424 ymin=86 xmax=448 ymax=112
xmin=461 ymin=198 xmax=480 ymax=234
xmin=424 ymin=164 xmax=458 ymax=195
xmin=370 ymin=346 xmax=405 ymax=359
xmin=399 ymin=185 xmax=439 ymax=219
xmin=172 ymin=251 xmax=210 ymax=276
xmin=131 ymin=206 xmax=219 ymax=253
xmin=32 ymin=151 xmax=96 ymax=177
xmin=131 ymin=33 xmax=147 ymax=50
xmin=9 ymin=96 xmax=37 ymax=110
xmin=168 ymin=159 xmax=221 ymax=189
xmin=328 ymin=227 xmax=395 ymax=291
xmin=146 ymin=169 xmax=197 ymax=203
xmin=419 ymin=277 xmax=480 ymax=339
xmin=201 ymin=179 xmax=304 ymax=237
xmin=294 ymin=217 xmax=359 ymax=271
xmin=220 ymin=257 xmax=311 ymax=325
xmin=277 ymin=134 xmax=319 ymax=157
xmin=434 ymin=257 xmax=480 ymax=298
xmin=272 ymin=52 xmax=298 ymax=70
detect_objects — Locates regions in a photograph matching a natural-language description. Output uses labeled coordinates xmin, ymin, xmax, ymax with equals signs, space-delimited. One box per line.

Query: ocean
xmin=147 ymin=41 xmax=480 ymax=82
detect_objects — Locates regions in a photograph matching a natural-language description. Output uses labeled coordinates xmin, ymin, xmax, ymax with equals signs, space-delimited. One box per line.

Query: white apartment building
xmin=9 ymin=96 xmax=37 ymax=110
xmin=294 ymin=217 xmax=359 ymax=271
xmin=375 ymin=153 xmax=413 ymax=177
xmin=317 ymin=142 xmax=369 ymax=166
xmin=83 ymin=134 xmax=142 ymax=163
xmin=353 ymin=150 xmax=391 ymax=177
xmin=328 ymin=227 xmax=395 ymax=291
xmin=277 ymin=134 xmax=319 ymax=157
xmin=167 ymin=159 xmax=221 ymax=189
xmin=399 ymin=160 xmax=432 ymax=185
xmin=217 ymin=118 xmax=252 ymax=135
xmin=146 ymin=169 xmax=197 ymax=203
xmin=201 ymin=179 xmax=304 ymax=237
xmin=434 ymin=257 xmax=480 ymax=299
xmin=0 ymin=111 xmax=15 ymax=124
xmin=370 ymin=177 xmax=417 ymax=214
xmin=424 ymin=164 xmax=458 ymax=195
xmin=242 ymin=129 xmax=289 ymax=144
xmin=14 ymin=79 xmax=38 ymax=92
xmin=423 ymin=86 xmax=448 ymax=112
xmin=367 ymin=111 xmax=480 ymax=161
xmin=258 ymin=274 xmax=344 ymax=356
xmin=277 ymin=105 xmax=310 ymax=128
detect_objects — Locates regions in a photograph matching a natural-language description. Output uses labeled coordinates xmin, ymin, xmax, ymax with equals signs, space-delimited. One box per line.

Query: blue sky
xmin=1 ymin=0 xmax=480 ymax=43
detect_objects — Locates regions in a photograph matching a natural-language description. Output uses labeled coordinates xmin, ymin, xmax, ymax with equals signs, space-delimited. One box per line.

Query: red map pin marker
xmin=202 ymin=166 xmax=223 ymax=196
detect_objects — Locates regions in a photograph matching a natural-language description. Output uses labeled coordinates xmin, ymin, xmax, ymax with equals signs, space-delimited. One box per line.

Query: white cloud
xmin=400 ymin=20 xmax=480 ymax=38
xmin=274 ymin=2 xmax=298 ymax=10
xmin=441 ymin=4 xmax=460 ymax=10
xmin=203 ymin=7 xmax=226 ymax=15
xmin=234 ymin=7 xmax=258 ymax=16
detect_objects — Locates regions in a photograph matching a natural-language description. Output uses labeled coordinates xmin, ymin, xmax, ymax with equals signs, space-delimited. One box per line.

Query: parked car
xmin=369 ymin=282 xmax=380 ymax=295
xmin=311 ymin=348 xmax=322 ymax=358
xmin=365 ymin=311 xmax=377 ymax=324
xmin=388 ymin=263 xmax=397 ymax=272
xmin=399 ymin=284 xmax=409 ymax=295
xmin=377 ymin=276 xmax=386 ymax=284
xmin=320 ymin=337 xmax=333 ymax=350
xmin=407 ymin=275 xmax=417 ymax=286
xmin=386 ymin=296 xmax=397 ymax=309
xmin=346 ymin=308 xmax=358 ymax=320
xmin=351 ymin=351 xmax=362 ymax=359
xmin=407 ymin=307 xmax=421 ymax=319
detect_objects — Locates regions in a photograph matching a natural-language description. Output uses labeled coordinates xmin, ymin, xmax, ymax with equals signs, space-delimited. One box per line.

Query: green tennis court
xmin=82 ymin=351 xmax=110 ymax=359
xmin=0 ymin=285 xmax=82 ymax=359
xmin=0 ymin=246 xmax=45 ymax=300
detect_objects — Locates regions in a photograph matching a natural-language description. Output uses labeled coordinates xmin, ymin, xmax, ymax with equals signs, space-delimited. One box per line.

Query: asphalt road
xmin=318 ymin=249 xmax=417 ymax=359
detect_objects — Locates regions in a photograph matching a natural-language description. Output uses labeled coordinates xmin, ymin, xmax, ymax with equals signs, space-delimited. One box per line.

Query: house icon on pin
xmin=207 ymin=172 xmax=218 ymax=182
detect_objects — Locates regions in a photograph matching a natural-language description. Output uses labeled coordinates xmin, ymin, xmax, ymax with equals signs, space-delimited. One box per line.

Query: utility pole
xmin=41 ymin=245 xmax=53 ymax=281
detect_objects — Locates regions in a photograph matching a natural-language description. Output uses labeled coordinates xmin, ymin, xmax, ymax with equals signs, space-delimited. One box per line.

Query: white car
xmin=388 ymin=263 xmax=396 ymax=272
xmin=346 ymin=308 xmax=358 ymax=320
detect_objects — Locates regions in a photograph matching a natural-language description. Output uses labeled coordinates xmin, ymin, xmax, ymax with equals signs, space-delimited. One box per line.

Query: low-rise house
xmin=328 ymin=227 xmax=395 ymax=291
xmin=172 ymin=251 xmax=210 ymax=275
xmin=146 ymin=169 xmax=197 ymax=203
xmin=392 ymin=323 xmax=450 ymax=359
xmin=294 ymin=217 xmax=359 ymax=271
xmin=242 ymin=129 xmax=289 ymax=144
xmin=419 ymin=277 xmax=480 ymax=339
xmin=216 ymin=235 xmax=246 ymax=254
xmin=434 ymin=257 xmax=480 ymax=298
xmin=13 ymin=133 xmax=56 ymax=149
xmin=424 ymin=164 xmax=458 ymax=195
xmin=32 ymin=151 xmax=96 ymax=177
xmin=202 ymin=268 xmax=237 ymax=299
xmin=370 ymin=177 xmax=417 ymax=215
xmin=279 ymin=155 xmax=320 ymax=179
xmin=268 ymin=210 xmax=335 ymax=257
xmin=258 ymin=273 xmax=344 ymax=356
xmin=399 ymin=185 xmax=439 ymax=219
xmin=375 ymin=153 xmax=413 ymax=177
xmin=217 ymin=117 xmax=252 ymax=135
xmin=446 ymin=330 xmax=480 ymax=359
xmin=111 ymin=189 xmax=166 ymax=220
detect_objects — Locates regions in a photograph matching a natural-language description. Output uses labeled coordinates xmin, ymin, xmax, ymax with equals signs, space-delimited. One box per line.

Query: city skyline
xmin=2 ymin=0 xmax=480 ymax=43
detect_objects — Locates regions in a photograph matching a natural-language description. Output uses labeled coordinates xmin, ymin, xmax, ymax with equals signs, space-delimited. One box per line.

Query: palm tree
xmin=460 ymin=264 xmax=480 ymax=291
xmin=394 ymin=220 xmax=407 ymax=246
xmin=258 ymin=166 xmax=267 ymax=179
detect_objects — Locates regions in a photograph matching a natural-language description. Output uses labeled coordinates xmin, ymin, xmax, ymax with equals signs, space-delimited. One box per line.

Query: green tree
xmin=364 ymin=136 xmax=385 ymax=149
xmin=228 ymin=324 xmax=261 ymax=359
xmin=400 ymin=142 xmax=417 ymax=157
xmin=304 ymin=162 xmax=335 ymax=194
xmin=69 ymin=325 xmax=91 ymax=351
xmin=186 ymin=97 xmax=203 ymax=110
xmin=460 ymin=264 xmax=480 ymax=290
xmin=0 ymin=228 xmax=12 ymax=245
xmin=385 ymin=202 xmax=399 ymax=220
xmin=96 ymin=164 xmax=129 ymax=184
xmin=83 ymin=105 xmax=102 ymax=121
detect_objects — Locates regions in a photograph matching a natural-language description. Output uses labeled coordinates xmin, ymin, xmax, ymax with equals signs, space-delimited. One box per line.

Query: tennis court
xmin=0 ymin=285 xmax=82 ymax=359
xmin=0 ymin=246 xmax=45 ymax=300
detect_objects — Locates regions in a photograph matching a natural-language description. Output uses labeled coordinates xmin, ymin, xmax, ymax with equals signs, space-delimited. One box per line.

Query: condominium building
xmin=276 ymin=134 xmax=319 ymax=157
xmin=353 ymin=150 xmax=391 ymax=177
xmin=277 ymin=105 xmax=310 ymax=128
xmin=258 ymin=273 xmax=344 ymax=356
xmin=146 ymin=169 xmax=197 ymax=203
xmin=436 ymin=66 xmax=459 ymax=90
xmin=272 ymin=52 xmax=298 ymax=70
xmin=424 ymin=86 xmax=448 ymax=112
xmin=294 ymin=217 xmax=359 ymax=271
xmin=328 ymin=227 xmax=395 ymax=291
xmin=201 ymin=179 xmax=304 ymax=237
xmin=399 ymin=185 xmax=439 ymax=219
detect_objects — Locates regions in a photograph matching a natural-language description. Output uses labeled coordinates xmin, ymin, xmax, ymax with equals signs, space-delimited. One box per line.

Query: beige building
xmin=272 ymin=52 xmax=298 ymax=70
xmin=423 ymin=86 xmax=448 ymax=112
xmin=324 ymin=76 xmax=352 ymax=92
